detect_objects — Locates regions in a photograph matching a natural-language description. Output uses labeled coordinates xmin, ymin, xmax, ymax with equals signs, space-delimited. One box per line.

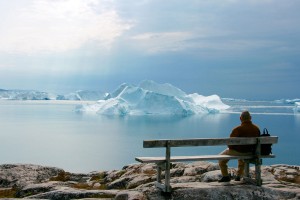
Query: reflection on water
xmin=0 ymin=100 xmax=299 ymax=172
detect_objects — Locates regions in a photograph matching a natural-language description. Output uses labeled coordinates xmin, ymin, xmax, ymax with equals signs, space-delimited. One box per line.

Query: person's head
xmin=240 ymin=111 xmax=251 ymax=122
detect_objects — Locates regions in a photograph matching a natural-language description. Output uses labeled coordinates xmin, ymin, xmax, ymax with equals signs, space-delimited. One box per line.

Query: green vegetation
xmin=49 ymin=171 xmax=71 ymax=182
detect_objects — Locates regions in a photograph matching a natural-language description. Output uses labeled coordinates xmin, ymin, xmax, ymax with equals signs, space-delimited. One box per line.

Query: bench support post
xmin=255 ymin=138 xmax=262 ymax=186
xmin=244 ymin=161 xmax=250 ymax=178
xmin=157 ymin=164 xmax=162 ymax=183
xmin=153 ymin=142 xmax=172 ymax=193
xmin=255 ymin=158 xmax=262 ymax=186
xmin=164 ymin=141 xmax=172 ymax=192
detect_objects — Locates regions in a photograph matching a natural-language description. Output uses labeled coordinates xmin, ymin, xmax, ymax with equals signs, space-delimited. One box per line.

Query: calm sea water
xmin=0 ymin=100 xmax=299 ymax=173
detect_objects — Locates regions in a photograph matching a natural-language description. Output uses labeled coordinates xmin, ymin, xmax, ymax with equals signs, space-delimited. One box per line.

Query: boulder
xmin=26 ymin=187 xmax=119 ymax=199
xmin=0 ymin=164 xmax=63 ymax=188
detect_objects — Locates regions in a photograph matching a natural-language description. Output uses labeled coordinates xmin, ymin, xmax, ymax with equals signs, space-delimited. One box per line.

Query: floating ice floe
xmin=76 ymin=80 xmax=230 ymax=116
xmin=294 ymin=102 xmax=300 ymax=113
xmin=274 ymin=98 xmax=300 ymax=104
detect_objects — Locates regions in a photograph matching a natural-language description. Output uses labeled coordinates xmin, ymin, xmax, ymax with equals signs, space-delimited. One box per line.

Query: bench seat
xmin=136 ymin=154 xmax=276 ymax=163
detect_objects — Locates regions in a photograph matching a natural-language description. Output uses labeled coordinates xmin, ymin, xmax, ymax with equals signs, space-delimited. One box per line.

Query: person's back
xmin=229 ymin=120 xmax=260 ymax=153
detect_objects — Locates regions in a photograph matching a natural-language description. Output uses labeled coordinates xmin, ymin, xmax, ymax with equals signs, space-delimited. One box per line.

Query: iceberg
xmin=56 ymin=90 xmax=105 ymax=101
xmin=77 ymin=80 xmax=230 ymax=116
xmin=139 ymin=80 xmax=187 ymax=99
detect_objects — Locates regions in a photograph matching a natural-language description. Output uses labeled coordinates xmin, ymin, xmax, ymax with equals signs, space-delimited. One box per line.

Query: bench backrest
xmin=143 ymin=136 xmax=278 ymax=148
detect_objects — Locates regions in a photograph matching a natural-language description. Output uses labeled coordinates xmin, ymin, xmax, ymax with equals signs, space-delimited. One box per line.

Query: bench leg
xmin=244 ymin=161 xmax=250 ymax=178
xmin=155 ymin=145 xmax=172 ymax=193
xmin=155 ymin=162 xmax=172 ymax=192
xmin=157 ymin=164 xmax=162 ymax=183
xmin=164 ymin=144 xmax=171 ymax=193
xmin=255 ymin=158 xmax=262 ymax=186
xmin=164 ymin=164 xmax=171 ymax=192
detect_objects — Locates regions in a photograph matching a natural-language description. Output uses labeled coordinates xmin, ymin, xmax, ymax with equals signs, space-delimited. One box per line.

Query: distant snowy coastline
xmin=274 ymin=98 xmax=300 ymax=104
xmin=0 ymin=89 xmax=105 ymax=101
xmin=76 ymin=80 xmax=229 ymax=116
xmin=221 ymin=98 xmax=248 ymax=102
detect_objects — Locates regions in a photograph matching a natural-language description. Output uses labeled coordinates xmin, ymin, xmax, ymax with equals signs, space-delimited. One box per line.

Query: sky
xmin=0 ymin=0 xmax=299 ymax=100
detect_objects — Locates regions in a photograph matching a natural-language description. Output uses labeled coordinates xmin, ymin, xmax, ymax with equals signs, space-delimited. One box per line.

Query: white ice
xmin=77 ymin=80 xmax=230 ymax=116
xmin=294 ymin=102 xmax=300 ymax=113
xmin=0 ymin=89 xmax=105 ymax=101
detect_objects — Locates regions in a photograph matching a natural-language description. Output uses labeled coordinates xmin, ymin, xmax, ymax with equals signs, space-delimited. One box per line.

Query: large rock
xmin=25 ymin=187 xmax=119 ymax=199
xmin=0 ymin=162 xmax=299 ymax=199
xmin=0 ymin=164 xmax=63 ymax=188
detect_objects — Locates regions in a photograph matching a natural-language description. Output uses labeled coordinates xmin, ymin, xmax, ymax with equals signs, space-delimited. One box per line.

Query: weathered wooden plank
xmin=259 ymin=136 xmax=279 ymax=144
xmin=143 ymin=136 xmax=278 ymax=148
xmin=135 ymin=157 xmax=165 ymax=163
xmin=135 ymin=154 xmax=276 ymax=163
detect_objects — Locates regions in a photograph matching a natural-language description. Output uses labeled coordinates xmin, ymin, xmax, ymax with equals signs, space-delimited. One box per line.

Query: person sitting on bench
xmin=218 ymin=111 xmax=260 ymax=182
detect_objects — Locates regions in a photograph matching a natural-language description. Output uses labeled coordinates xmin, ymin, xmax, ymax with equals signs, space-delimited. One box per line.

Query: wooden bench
xmin=135 ymin=136 xmax=278 ymax=192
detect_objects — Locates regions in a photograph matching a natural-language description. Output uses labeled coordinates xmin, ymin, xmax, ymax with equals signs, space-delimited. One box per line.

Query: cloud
xmin=126 ymin=0 xmax=300 ymax=56
xmin=0 ymin=0 xmax=133 ymax=54
xmin=130 ymin=31 xmax=198 ymax=54
xmin=130 ymin=30 xmax=282 ymax=55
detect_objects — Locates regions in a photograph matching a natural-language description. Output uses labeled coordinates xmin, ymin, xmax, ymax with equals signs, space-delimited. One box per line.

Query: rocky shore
xmin=0 ymin=162 xmax=299 ymax=199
